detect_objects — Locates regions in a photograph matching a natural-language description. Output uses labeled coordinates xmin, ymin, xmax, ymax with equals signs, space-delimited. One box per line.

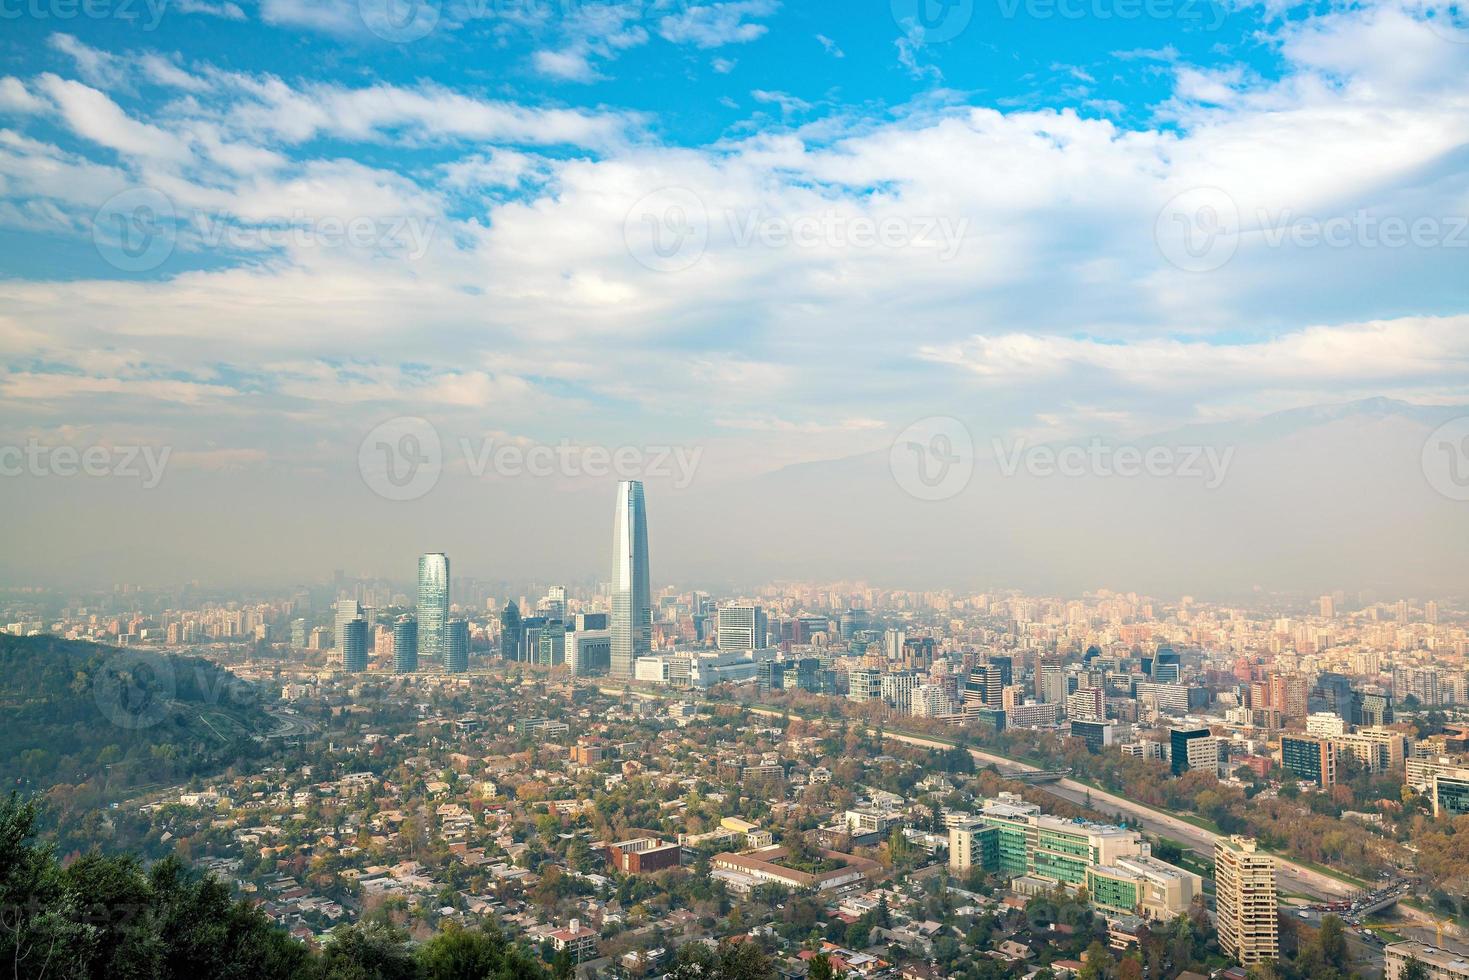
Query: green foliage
xmin=665 ymin=939 xmax=774 ymax=980
xmin=0 ymin=792 xmax=551 ymax=980
xmin=0 ymin=635 xmax=275 ymax=798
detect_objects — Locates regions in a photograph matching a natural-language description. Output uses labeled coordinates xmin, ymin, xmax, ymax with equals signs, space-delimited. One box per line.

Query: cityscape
xmin=4 ymin=477 xmax=1469 ymax=979
xmin=3 ymin=0 xmax=1469 ymax=977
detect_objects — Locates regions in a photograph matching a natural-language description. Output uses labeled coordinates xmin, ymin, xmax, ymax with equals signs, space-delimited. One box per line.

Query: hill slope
xmin=0 ymin=634 xmax=276 ymax=798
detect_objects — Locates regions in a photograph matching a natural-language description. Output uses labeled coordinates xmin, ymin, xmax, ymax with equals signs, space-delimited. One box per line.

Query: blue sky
xmin=1 ymin=0 xmax=1468 ymax=586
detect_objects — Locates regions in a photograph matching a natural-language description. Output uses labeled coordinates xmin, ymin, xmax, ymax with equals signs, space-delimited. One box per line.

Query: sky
xmin=1 ymin=0 xmax=1468 ymax=591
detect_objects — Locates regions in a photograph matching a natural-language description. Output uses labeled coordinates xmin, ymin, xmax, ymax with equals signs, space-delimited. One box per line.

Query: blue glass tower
xmin=341 ymin=617 xmax=368 ymax=673
xmin=393 ymin=616 xmax=418 ymax=673
xmin=417 ymin=553 xmax=449 ymax=662
xmin=446 ymin=619 xmax=469 ymax=673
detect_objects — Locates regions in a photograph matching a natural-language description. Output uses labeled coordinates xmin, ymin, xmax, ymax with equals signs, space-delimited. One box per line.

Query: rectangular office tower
xmin=393 ymin=616 xmax=419 ymax=674
xmin=445 ymin=618 xmax=469 ymax=673
xmin=610 ymin=481 xmax=651 ymax=678
xmin=1214 ymin=836 xmax=1278 ymax=965
xmin=717 ymin=604 xmax=767 ymax=651
xmin=417 ymin=553 xmax=450 ymax=662
xmin=341 ymin=617 xmax=368 ymax=673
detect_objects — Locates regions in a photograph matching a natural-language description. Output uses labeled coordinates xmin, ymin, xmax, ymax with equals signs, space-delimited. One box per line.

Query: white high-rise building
xmin=717 ymin=604 xmax=767 ymax=651
xmin=333 ymin=598 xmax=362 ymax=650
xmin=1215 ymin=836 xmax=1278 ymax=965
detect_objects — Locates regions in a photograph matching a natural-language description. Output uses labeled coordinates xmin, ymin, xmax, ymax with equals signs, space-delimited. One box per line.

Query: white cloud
xmin=0 ymin=78 xmax=45 ymax=114
xmin=658 ymin=0 xmax=779 ymax=48
xmin=918 ymin=316 xmax=1469 ymax=391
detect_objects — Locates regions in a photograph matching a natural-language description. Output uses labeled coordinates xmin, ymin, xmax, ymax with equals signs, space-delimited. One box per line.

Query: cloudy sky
xmin=1 ymin=0 xmax=1467 ymax=591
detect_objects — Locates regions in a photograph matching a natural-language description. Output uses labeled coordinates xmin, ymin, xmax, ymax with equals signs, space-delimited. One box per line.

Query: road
xmin=737 ymin=703 xmax=1361 ymax=901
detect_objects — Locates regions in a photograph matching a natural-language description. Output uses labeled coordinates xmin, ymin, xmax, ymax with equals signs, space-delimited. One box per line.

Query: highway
xmin=737 ymin=703 xmax=1361 ymax=901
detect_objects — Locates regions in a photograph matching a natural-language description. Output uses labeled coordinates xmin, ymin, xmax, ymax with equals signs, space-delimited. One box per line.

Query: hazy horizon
xmin=3 ymin=0 xmax=1468 ymax=598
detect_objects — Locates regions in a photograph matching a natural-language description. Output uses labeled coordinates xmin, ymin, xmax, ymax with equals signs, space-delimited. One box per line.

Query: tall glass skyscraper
xmin=610 ymin=480 xmax=651 ymax=678
xmin=393 ymin=615 xmax=419 ymax=673
xmin=341 ymin=617 xmax=368 ymax=673
xmin=417 ymin=553 xmax=450 ymax=662
xmin=446 ymin=618 xmax=469 ymax=673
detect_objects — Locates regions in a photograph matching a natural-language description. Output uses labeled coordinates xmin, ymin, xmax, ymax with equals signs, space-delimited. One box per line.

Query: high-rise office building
xmin=417 ymin=553 xmax=450 ymax=662
xmin=1281 ymin=734 xmax=1337 ymax=787
xmin=445 ymin=618 xmax=469 ymax=673
xmin=1067 ymin=686 xmax=1106 ymax=721
xmin=334 ymin=598 xmax=362 ymax=650
xmin=537 ymin=585 xmax=567 ymax=621
xmin=1037 ymin=661 xmax=1065 ymax=704
xmin=717 ymin=604 xmax=767 ymax=651
xmin=341 ymin=617 xmax=368 ymax=672
xmin=393 ymin=616 xmax=418 ymax=673
xmin=500 ymin=602 xmax=524 ymax=661
xmin=1170 ymin=727 xmax=1213 ymax=776
xmin=610 ymin=480 xmax=651 ymax=679
xmin=1214 ymin=836 xmax=1278 ymax=965
xmin=1152 ymin=648 xmax=1182 ymax=684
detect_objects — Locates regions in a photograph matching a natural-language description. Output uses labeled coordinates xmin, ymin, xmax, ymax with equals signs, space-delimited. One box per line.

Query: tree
xmin=1402 ymin=955 xmax=1430 ymax=980
xmin=809 ymin=951 xmax=844 ymax=980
